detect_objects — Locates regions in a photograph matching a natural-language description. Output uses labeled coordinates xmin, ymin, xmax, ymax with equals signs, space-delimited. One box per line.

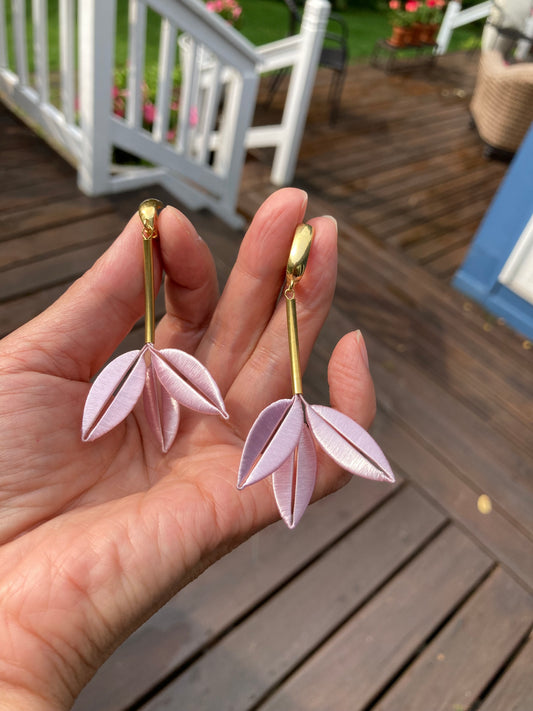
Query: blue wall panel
xmin=453 ymin=125 xmax=533 ymax=339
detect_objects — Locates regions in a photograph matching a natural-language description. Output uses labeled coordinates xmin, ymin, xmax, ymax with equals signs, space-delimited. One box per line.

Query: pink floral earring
xmin=82 ymin=199 xmax=228 ymax=452
xmin=237 ymin=224 xmax=394 ymax=528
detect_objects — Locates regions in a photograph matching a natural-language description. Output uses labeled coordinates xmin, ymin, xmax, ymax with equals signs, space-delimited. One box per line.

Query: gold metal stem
xmin=138 ymin=198 xmax=163 ymax=345
xmin=286 ymin=293 xmax=302 ymax=394
xmin=143 ymin=236 xmax=155 ymax=344
xmin=285 ymin=223 xmax=314 ymax=396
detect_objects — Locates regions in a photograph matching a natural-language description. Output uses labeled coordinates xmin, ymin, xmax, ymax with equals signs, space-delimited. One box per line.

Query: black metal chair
xmin=267 ymin=0 xmax=349 ymax=123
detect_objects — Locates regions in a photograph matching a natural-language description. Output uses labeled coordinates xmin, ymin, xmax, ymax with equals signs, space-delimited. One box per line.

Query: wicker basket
xmin=470 ymin=51 xmax=533 ymax=154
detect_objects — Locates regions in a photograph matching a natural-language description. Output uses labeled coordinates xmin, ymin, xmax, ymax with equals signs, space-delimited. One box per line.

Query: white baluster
xmin=271 ymin=0 xmax=330 ymax=185
xmin=126 ymin=0 xmax=147 ymax=129
xmin=78 ymin=0 xmax=116 ymax=195
xmin=59 ymin=0 xmax=76 ymax=124
xmin=0 ymin=0 xmax=8 ymax=68
xmin=32 ymin=0 xmax=49 ymax=104
xmin=153 ymin=17 xmax=177 ymax=143
xmin=12 ymin=0 xmax=29 ymax=86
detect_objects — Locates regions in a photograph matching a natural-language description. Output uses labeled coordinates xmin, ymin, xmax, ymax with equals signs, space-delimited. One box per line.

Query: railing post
xmin=271 ymin=0 xmax=330 ymax=186
xmin=435 ymin=0 xmax=462 ymax=55
xmin=78 ymin=0 xmax=116 ymax=196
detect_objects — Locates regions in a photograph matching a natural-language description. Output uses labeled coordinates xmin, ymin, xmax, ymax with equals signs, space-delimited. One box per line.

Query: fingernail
xmin=323 ymin=215 xmax=338 ymax=231
xmin=355 ymin=330 xmax=369 ymax=369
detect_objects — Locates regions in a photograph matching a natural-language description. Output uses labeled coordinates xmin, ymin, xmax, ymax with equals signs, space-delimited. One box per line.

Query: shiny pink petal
xmin=149 ymin=346 xmax=228 ymax=418
xmin=143 ymin=362 xmax=180 ymax=453
xmin=238 ymin=396 xmax=304 ymax=488
xmin=305 ymin=403 xmax=395 ymax=482
xmin=273 ymin=425 xmax=317 ymax=529
xmin=82 ymin=349 xmax=147 ymax=442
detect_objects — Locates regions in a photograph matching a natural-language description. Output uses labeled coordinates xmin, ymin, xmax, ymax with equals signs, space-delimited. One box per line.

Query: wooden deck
xmin=1 ymin=51 xmax=532 ymax=711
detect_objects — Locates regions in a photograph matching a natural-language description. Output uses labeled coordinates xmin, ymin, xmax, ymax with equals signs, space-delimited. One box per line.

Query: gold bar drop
xmin=143 ymin=236 xmax=155 ymax=344
xmin=286 ymin=294 xmax=302 ymax=395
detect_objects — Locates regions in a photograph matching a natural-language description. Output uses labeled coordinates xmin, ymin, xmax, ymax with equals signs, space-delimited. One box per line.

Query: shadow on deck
xmin=1 ymin=51 xmax=532 ymax=711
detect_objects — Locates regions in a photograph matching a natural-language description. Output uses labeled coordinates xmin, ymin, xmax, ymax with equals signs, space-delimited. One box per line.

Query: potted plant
xmin=387 ymin=1 xmax=421 ymax=47
xmin=417 ymin=0 xmax=446 ymax=44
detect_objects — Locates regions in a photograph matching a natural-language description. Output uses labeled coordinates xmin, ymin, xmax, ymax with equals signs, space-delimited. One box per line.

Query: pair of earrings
xmin=82 ymin=200 xmax=394 ymax=528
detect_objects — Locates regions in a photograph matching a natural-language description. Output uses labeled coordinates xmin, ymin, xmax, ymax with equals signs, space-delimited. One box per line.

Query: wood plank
xmin=370 ymin=408 xmax=533 ymax=589
xmin=0 ymin=175 xmax=81 ymax=214
xmin=325 ymin=211 xmax=533 ymax=455
xmin=478 ymin=636 xmax=533 ymax=711
xmin=313 ymin=305 xmax=533 ymax=540
xmin=331 ymin=256 xmax=533 ymax=459
xmin=0 ymin=238 xmax=113 ymax=301
xmin=0 ymin=194 xmax=113 ymax=242
xmin=0 ymin=212 xmax=123 ymax=270
xmin=373 ymin=568 xmax=533 ymax=711
xmin=138 ymin=486 xmax=445 ymax=711
xmin=300 ymin=344 xmax=533 ymax=589
xmin=73 ymin=475 xmax=401 ymax=711
xmin=257 ymin=526 xmax=493 ymax=711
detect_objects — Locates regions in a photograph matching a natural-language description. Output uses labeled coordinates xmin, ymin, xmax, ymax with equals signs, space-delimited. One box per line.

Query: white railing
xmin=0 ymin=0 xmax=330 ymax=227
xmin=0 ymin=0 xmax=82 ymax=161
xmin=248 ymin=0 xmax=330 ymax=185
xmin=435 ymin=0 xmax=493 ymax=55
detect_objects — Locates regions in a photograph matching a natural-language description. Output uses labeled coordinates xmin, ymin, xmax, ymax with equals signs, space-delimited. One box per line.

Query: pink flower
xmin=143 ymin=102 xmax=156 ymax=125
xmin=189 ymin=105 xmax=199 ymax=127
xmin=166 ymin=129 xmax=176 ymax=142
xmin=238 ymin=395 xmax=394 ymax=528
xmin=427 ymin=0 xmax=436 ymax=6
xmin=114 ymin=97 xmax=125 ymax=118
xmin=405 ymin=1 xmax=419 ymax=12
xmin=82 ymin=343 xmax=228 ymax=453
xmin=389 ymin=0 xmax=400 ymax=8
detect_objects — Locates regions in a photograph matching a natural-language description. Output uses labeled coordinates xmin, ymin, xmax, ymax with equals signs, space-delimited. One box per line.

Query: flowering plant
xmin=417 ymin=0 xmax=446 ymax=24
xmin=387 ymin=0 xmax=421 ymax=27
xmin=205 ymin=0 xmax=243 ymax=27
xmin=112 ymin=66 xmax=188 ymax=141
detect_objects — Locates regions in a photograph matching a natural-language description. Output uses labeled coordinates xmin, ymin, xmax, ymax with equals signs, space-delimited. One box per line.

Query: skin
xmin=0 ymin=189 xmax=375 ymax=710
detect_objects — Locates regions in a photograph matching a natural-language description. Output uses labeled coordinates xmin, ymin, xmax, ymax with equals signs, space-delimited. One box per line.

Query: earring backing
xmin=237 ymin=223 xmax=395 ymax=529
xmin=81 ymin=199 xmax=228 ymax=452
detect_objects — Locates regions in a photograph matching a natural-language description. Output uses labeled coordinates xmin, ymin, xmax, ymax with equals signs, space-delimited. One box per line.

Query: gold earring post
xmin=138 ymin=199 xmax=163 ymax=344
xmin=285 ymin=224 xmax=314 ymax=395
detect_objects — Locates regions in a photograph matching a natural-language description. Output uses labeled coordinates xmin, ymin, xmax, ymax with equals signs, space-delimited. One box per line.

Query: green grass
xmin=238 ymin=0 xmax=483 ymax=60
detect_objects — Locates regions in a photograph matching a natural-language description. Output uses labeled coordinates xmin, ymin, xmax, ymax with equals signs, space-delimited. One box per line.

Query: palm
xmin=0 ymin=190 xmax=375 ymax=710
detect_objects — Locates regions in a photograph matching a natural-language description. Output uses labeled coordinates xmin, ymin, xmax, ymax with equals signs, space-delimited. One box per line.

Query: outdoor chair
xmin=470 ymin=50 xmax=533 ymax=156
xmin=481 ymin=0 xmax=532 ymax=60
xmin=266 ymin=0 xmax=349 ymax=123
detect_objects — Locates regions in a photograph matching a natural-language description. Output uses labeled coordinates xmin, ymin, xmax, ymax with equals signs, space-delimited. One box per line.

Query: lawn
xmin=236 ymin=0 xmax=483 ymax=60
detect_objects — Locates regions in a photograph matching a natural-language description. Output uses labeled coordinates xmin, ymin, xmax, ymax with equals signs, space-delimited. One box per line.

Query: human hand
xmin=0 ymin=188 xmax=376 ymax=710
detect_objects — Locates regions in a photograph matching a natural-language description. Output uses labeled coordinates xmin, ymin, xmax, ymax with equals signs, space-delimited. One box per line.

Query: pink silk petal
xmin=305 ymin=403 xmax=395 ymax=482
xmin=273 ymin=426 xmax=317 ymax=529
xmin=238 ymin=396 xmax=303 ymax=488
xmin=143 ymin=363 xmax=180 ymax=453
xmin=150 ymin=346 xmax=228 ymax=418
xmin=82 ymin=350 xmax=147 ymax=442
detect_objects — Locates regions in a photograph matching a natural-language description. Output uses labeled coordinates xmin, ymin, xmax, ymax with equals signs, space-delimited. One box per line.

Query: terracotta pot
xmin=419 ymin=23 xmax=439 ymax=44
xmin=410 ymin=22 xmax=424 ymax=46
xmin=389 ymin=25 xmax=408 ymax=47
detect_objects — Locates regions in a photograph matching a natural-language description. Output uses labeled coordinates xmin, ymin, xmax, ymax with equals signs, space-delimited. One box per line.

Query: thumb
xmin=2 ymin=211 xmax=160 ymax=382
